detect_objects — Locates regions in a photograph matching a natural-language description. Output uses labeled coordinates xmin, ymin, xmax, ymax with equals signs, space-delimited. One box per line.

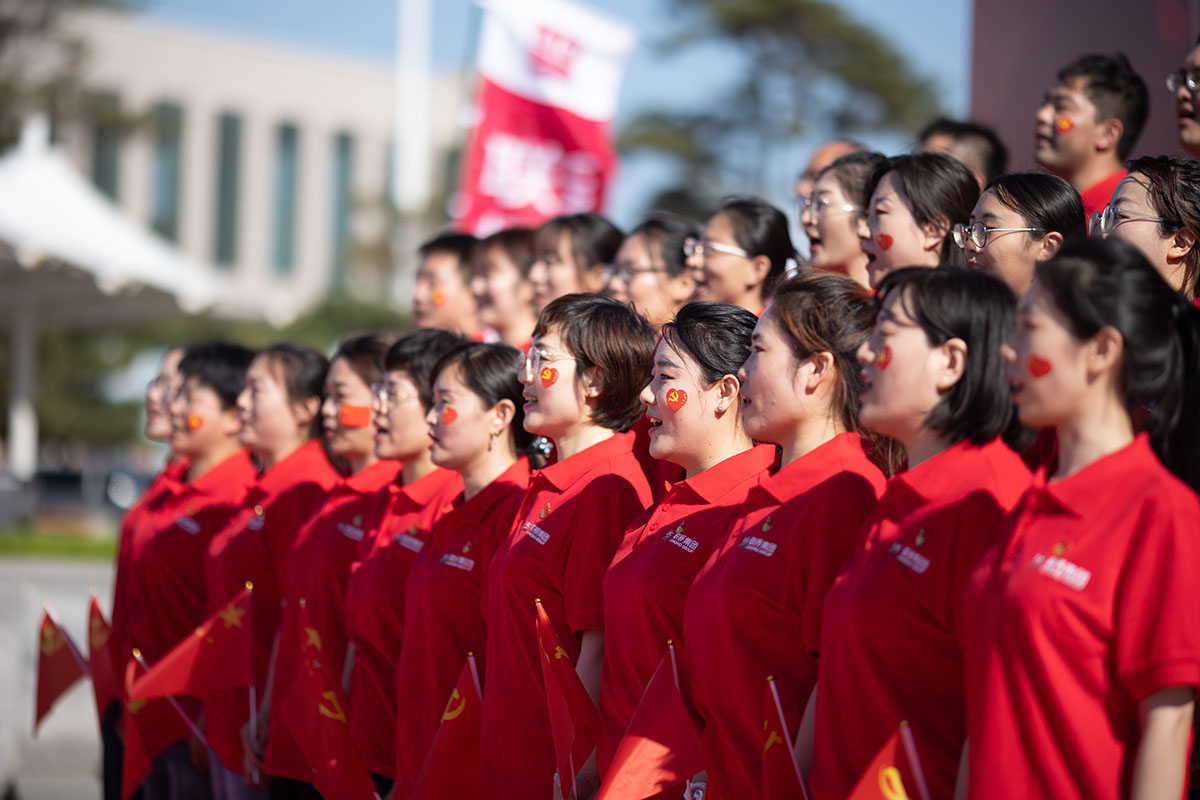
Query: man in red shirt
xmin=1034 ymin=53 xmax=1149 ymax=221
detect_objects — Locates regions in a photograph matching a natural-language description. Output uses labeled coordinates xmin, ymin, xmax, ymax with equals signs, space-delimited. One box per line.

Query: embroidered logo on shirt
xmin=1030 ymin=553 xmax=1091 ymax=591
xmin=337 ymin=521 xmax=365 ymax=542
xmin=174 ymin=516 xmax=201 ymax=535
xmin=662 ymin=522 xmax=700 ymax=553
xmin=440 ymin=553 xmax=477 ymax=571
xmin=761 ymin=516 xmax=773 ymax=533
xmin=247 ymin=505 xmax=266 ymax=530
xmin=539 ymin=502 xmax=552 ymax=520
xmin=889 ymin=541 xmax=930 ymax=574
xmin=738 ymin=536 xmax=778 ymax=557
xmin=522 ymin=519 xmax=551 ymax=545
xmin=462 ymin=541 xmax=472 ymax=554
xmin=914 ymin=529 xmax=928 ymax=547
xmin=394 ymin=528 xmax=424 ymax=553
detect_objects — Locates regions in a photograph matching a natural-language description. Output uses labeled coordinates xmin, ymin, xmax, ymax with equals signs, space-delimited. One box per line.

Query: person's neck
xmin=400 ymin=450 xmax=438 ymax=487
xmin=901 ymin=426 xmax=951 ymax=470
xmin=258 ymin=434 xmax=309 ymax=472
xmin=780 ymin=413 xmax=844 ymax=469
xmin=732 ymin=290 xmax=765 ymax=317
xmin=497 ymin=312 xmax=538 ymax=349
xmin=345 ymin=450 xmax=378 ymax=476
xmin=1066 ymin=156 xmax=1123 ymax=195
xmin=840 ymin=256 xmax=871 ymax=291
xmin=554 ymin=423 xmax=615 ymax=462
xmin=1053 ymin=393 xmax=1134 ymax=481
xmin=460 ymin=448 xmax=518 ymax=501
xmin=186 ymin=439 xmax=241 ymax=483
xmin=681 ymin=426 xmax=754 ymax=479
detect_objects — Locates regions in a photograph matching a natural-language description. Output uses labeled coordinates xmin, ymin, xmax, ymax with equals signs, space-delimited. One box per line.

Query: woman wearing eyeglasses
xmin=1092 ymin=155 xmax=1200 ymax=300
xmin=690 ymin=196 xmax=795 ymax=316
xmin=861 ymin=153 xmax=979 ymax=288
xmin=802 ymin=151 xmax=888 ymax=289
xmin=480 ymin=295 xmax=657 ymax=800
xmin=958 ymin=172 xmax=1085 ymax=294
xmin=1168 ymin=40 xmax=1200 ymax=158
xmin=604 ymin=212 xmax=698 ymax=328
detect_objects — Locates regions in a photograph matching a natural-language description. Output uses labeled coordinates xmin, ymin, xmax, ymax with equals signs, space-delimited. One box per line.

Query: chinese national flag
xmin=535 ymin=600 xmax=600 ymax=793
xmin=284 ymin=601 xmax=379 ymax=800
xmin=846 ymin=723 xmax=932 ymax=800
xmin=121 ymin=658 xmax=191 ymax=800
xmin=409 ymin=654 xmax=484 ymax=800
xmin=762 ymin=676 xmax=809 ymax=800
xmin=596 ymin=649 xmax=703 ymax=800
xmin=128 ymin=586 xmax=253 ymax=700
xmin=87 ymin=593 xmax=122 ymax=723
xmin=34 ymin=605 xmax=87 ymax=733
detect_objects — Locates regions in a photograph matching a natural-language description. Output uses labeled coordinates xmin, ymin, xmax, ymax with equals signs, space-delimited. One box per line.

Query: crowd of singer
xmin=102 ymin=45 xmax=1200 ymax=800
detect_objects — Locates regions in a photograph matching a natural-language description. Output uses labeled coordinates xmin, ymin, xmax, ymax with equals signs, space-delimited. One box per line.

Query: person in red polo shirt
xmin=342 ymin=329 xmax=465 ymax=790
xmin=479 ymin=294 xmax=656 ymax=800
xmin=470 ymin=228 xmax=539 ymax=351
xmin=204 ymin=343 xmax=340 ymax=800
xmin=108 ymin=345 xmax=184 ymax=800
xmin=596 ymin=301 xmax=773 ymax=796
xmin=1034 ymin=53 xmax=1149 ymax=221
xmin=391 ymin=343 xmax=533 ymax=800
xmin=261 ymin=333 xmax=399 ymax=798
xmin=962 ymin=238 xmax=1200 ymax=800
xmin=682 ymin=276 xmax=889 ymax=800
xmin=127 ymin=341 xmax=258 ymax=800
xmin=802 ymin=268 xmax=1032 ymax=800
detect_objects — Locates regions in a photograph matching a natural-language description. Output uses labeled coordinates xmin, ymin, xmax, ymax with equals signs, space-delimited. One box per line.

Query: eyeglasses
xmin=1088 ymin=205 xmax=1174 ymax=237
xmin=798 ymin=195 xmax=860 ymax=219
xmin=605 ymin=261 xmax=667 ymax=283
xmin=1166 ymin=69 xmax=1200 ymax=93
xmin=523 ymin=347 xmax=574 ymax=378
xmin=952 ymin=222 xmax=1041 ymax=250
xmin=683 ymin=238 xmax=751 ymax=259
xmin=371 ymin=382 xmax=413 ymax=407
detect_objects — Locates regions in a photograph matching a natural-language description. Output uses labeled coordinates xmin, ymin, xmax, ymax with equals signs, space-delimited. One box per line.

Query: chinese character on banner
xmin=456 ymin=0 xmax=636 ymax=235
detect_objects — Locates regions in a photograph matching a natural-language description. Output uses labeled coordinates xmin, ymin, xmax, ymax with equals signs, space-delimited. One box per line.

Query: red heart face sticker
xmin=1028 ymin=355 xmax=1053 ymax=378
xmin=441 ymin=406 xmax=458 ymax=424
xmin=875 ymin=233 xmax=894 ymax=251
xmin=876 ymin=346 xmax=892 ymax=371
xmin=665 ymin=388 xmax=687 ymax=411
xmin=1055 ymin=116 xmax=1074 ymax=133
xmin=186 ymin=414 xmax=204 ymax=431
xmin=338 ymin=404 xmax=372 ymax=428
xmin=540 ymin=366 xmax=558 ymax=387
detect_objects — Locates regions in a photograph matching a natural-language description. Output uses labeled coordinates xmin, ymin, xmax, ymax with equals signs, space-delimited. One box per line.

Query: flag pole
xmin=898 ymin=721 xmax=933 ymax=800
xmin=132 ymin=648 xmax=209 ymax=749
xmin=767 ymin=676 xmax=811 ymax=800
xmin=243 ymin=581 xmax=260 ymax=784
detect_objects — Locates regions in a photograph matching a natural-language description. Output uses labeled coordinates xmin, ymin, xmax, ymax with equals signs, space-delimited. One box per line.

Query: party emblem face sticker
xmin=540 ymin=366 xmax=558 ymax=387
xmin=186 ymin=414 xmax=204 ymax=431
xmin=431 ymin=290 xmax=447 ymax=307
xmin=441 ymin=406 xmax=458 ymax=424
xmin=1056 ymin=116 xmax=1074 ymax=133
xmin=1028 ymin=355 xmax=1052 ymax=378
xmin=876 ymin=346 xmax=892 ymax=371
xmin=875 ymin=233 xmax=894 ymax=251
xmin=665 ymin=387 xmax=687 ymax=411
xmin=339 ymin=404 xmax=372 ymax=428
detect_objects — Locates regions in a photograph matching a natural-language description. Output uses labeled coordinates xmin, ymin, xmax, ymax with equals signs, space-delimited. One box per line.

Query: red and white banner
xmin=455 ymin=0 xmax=636 ymax=235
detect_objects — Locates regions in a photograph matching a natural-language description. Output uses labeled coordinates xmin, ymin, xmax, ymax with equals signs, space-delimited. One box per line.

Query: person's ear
xmin=219 ymin=405 xmax=242 ymax=437
xmin=579 ymin=365 xmax=605 ymax=400
xmin=1094 ymin=118 xmax=1124 ymax=155
xmin=921 ymin=218 xmax=950 ymax=255
xmin=489 ymin=398 xmax=516 ymax=436
xmin=804 ymin=351 xmax=836 ymax=394
xmin=1036 ymin=231 xmax=1064 ymax=261
xmin=713 ymin=374 xmax=740 ymax=415
xmin=1086 ymin=325 xmax=1124 ymax=378
xmin=294 ymin=396 xmax=321 ymax=430
xmin=933 ymin=337 xmax=968 ymax=392
xmin=1167 ymin=226 xmax=1197 ymax=264
xmin=747 ymin=255 xmax=771 ymax=289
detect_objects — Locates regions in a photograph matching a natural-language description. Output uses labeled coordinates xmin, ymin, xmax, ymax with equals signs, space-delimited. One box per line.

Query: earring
xmin=489 ymin=432 xmax=497 ymax=451
xmin=715 ymin=403 xmax=724 ymax=412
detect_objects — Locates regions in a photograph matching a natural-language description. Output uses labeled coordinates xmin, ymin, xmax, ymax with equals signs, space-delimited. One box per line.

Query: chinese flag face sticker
xmin=186 ymin=414 xmax=204 ymax=431
xmin=441 ymin=406 xmax=458 ymax=424
xmin=665 ymin=388 xmax=687 ymax=411
xmin=1056 ymin=116 xmax=1074 ymax=133
xmin=876 ymin=346 xmax=892 ymax=371
xmin=875 ymin=233 xmax=894 ymax=251
xmin=1028 ymin=355 xmax=1052 ymax=378
xmin=540 ymin=366 xmax=558 ymax=387
xmin=338 ymin=404 xmax=372 ymax=428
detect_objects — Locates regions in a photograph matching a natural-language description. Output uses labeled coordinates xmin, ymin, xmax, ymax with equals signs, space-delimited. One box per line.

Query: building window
xmin=330 ymin=132 xmax=355 ymax=287
xmin=272 ymin=123 xmax=300 ymax=274
xmin=88 ymin=91 xmax=122 ymax=200
xmin=150 ymin=102 xmax=183 ymax=241
xmin=213 ymin=112 xmax=242 ymax=266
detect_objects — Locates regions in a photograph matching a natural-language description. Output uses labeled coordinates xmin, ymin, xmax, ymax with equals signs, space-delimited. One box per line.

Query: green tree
xmin=621 ymin=0 xmax=942 ymax=215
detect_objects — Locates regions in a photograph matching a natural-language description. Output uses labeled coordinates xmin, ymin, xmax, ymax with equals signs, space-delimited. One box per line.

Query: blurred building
xmin=56 ymin=10 xmax=467 ymax=324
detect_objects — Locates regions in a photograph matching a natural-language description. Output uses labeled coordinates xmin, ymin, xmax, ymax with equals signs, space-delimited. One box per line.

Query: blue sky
xmin=140 ymin=0 xmax=971 ymax=226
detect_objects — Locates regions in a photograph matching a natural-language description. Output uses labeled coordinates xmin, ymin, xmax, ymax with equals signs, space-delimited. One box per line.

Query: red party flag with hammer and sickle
xmin=34 ymin=604 xmax=88 ymax=733
xmin=409 ymin=653 xmax=484 ymax=800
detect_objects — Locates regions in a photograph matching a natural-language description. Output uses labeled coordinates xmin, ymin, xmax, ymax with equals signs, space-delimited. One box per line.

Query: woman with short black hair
xmin=691 ymin=196 xmax=795 ymax=315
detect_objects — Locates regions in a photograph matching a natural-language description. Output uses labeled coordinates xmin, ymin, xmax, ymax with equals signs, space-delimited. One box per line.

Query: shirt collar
xmin=892 ymin=436 xmax=1012 ymax=503
xmin=535 ymin=431 xmax=635 ymax=491
xmin=759 ymin=432 xmax=871 ymax=502
xmin=256 ymin=439 xmax=333 ymax=497
xmin=664 ymin=444 xmax=775 ymax=504
xmin=174 ymin=449 xmax=256 ymax=500
xmin=342 ymin=459 xmax=402 ymax=494
xmin=388 ymin=467 xmax=462 ymax=507
xmin=1081 ymin=169 xmax=1127 ymax=213
xmin=457 ymin=458 xmax=531 ymax=525
xmin=1035 ymin=433 xmax=1155 ymax=516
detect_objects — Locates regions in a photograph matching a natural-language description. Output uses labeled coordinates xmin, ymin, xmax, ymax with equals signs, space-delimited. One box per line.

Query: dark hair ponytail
xmin=660 ymin=301 xmax=758 ymax=383
xmin=1037 ymin=237 xmax=1200 ymax=490
xmin=431 ymin=342 xmax=533 ymax=455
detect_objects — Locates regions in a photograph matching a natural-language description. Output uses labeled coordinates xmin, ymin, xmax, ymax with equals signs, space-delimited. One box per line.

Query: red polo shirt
xmin=963 ymin=435 xmax=1200 ymax=800
xmin=597 ymin=444 xmax=775 ymax=776
xmin=683 ymin=433 xmax=886 ymax=800
xmin=202 ymin=440 xmax=340 ymax=775
xmin=1080 ymin=169 xmax=1126 ymax=222
xmin=111 ymin=458 xmax=187 ymax=677
xmin=392 ymin=459 xmax=530 ymax=800
xmin=809 ymin=437 xmax=1030 ymax=800
xmin=480 ymin=432 xmax=653 ymax=800
xmin=344 ymin=467 xmax=463 ymax=777
xmin=263 ymin=458 xmax=402 ymax=781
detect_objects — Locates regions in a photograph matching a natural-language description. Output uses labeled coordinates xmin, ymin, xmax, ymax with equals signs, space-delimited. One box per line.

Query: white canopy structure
xmin=0 ymin=117 xmax=221 ymax=482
